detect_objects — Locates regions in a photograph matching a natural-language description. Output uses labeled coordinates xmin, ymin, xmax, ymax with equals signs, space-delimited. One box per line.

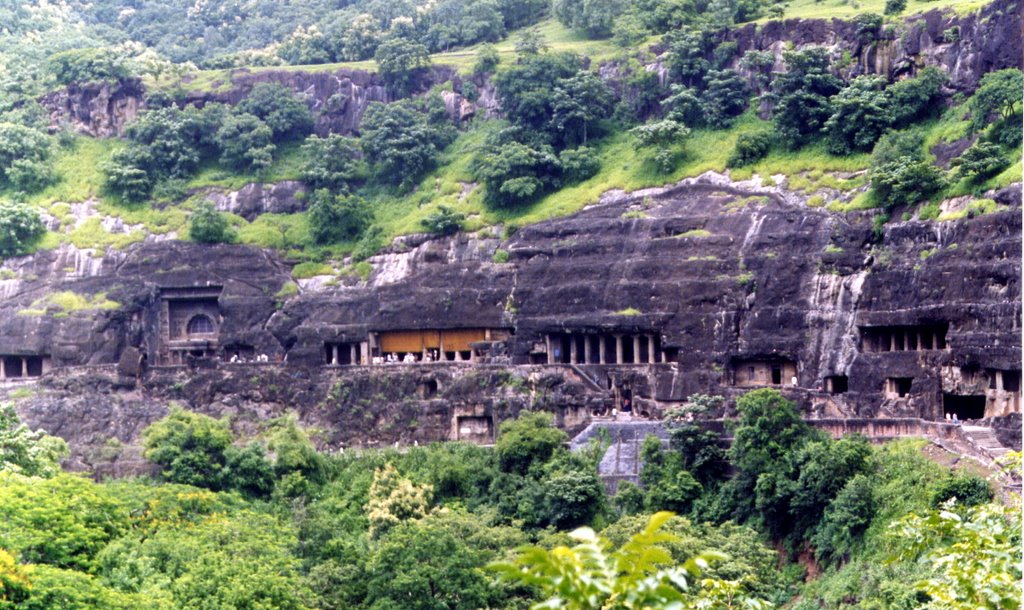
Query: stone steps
xmin=960 ymin=425 xmax=1010 ymax=459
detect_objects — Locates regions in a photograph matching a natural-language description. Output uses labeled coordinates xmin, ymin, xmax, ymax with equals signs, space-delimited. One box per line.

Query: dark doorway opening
xmin=604 ymin=336 xmax=617 ymax=363
xmin=771 ymin=364 xmax=782 ymax=385
xmin=419 ymin=379 xmax=438 ymax=398
xmin=559 ymin=335 xmax=571 ymax=364
xmin=622 ymin=339 xmax=635 ymax=364
xmin=943 ymin=394 xmax=986 ymax=420
xmin=1003 ymin=371 xmax=1021 ymax=392
xmin=825 ymin=375 xmax=848 ymax=394
xmin=888 ymin=377 xmax=913 ymax=398
xmin=3 ymin=356 xmax=21 ymax=378
xmin=25 ymin=357 xmax=43 ymax=377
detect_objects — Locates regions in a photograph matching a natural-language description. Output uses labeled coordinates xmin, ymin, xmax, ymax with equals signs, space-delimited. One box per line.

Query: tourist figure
xmin=621 ymin=397 xmax=631 ymax=412
xmin=952 ymin=413 xmax=959 ymax=425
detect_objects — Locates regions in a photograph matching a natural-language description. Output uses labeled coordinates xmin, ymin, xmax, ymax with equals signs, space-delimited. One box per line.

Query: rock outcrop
xmin=41 ymin=0 xmax=1021 ymax=138
xmin=2 ymin=175 xmax=1019 ymax=470
xmin=728 ymin=0 xmax=1022 ymax=92
xmin=39 ymin=79 xmax=145 ymax=137
xmin=200 ymin=181 xmax=309 ymax=221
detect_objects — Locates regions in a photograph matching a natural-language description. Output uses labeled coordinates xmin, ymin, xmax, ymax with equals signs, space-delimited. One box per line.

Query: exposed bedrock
xmin=727 ymin=0 xmax=1022 ymax=91
xmin=40 ymin=0 xmax=1022 ymax=138
xmin=0 ymin=175 xmax=1019 ymax=468
xmin=199 ymin=180 xmax=309 ymax=221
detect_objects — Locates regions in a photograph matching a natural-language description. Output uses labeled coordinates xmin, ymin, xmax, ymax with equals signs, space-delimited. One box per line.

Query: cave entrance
xmin=419 ymin=379 xmax=438 ymax=399
xmin=620 ymin=387 xmax=633 ymax=412
xmin=943 ymin=394 xmax=986 ymax=421
xmin=885 ymin=377 xmax=913 ymax=398
xmin=456 ymin=415 xmax=493 ymax=443
xmin=825 ymin=375 xmax=848 ymax=394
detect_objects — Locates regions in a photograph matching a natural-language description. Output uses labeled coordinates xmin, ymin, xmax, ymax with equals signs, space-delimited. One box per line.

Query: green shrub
xmin=0 ymin=201 xmax=45 ymax=257
xmin=299 ymin=134 xmax=360 ymax=191
xmin=558 ymin=146 xmax=601 ymax=183
xmin=142 ymin=407 xmax=234 ymax=490
xmin=951 ymin=141 xmax=1011 ymax=183
xmin=102 ymin=144 xmax=155 ymax=203
xmin=540 ymin=465 xmax=605 ymax=528
xmin=930 ymin=473 xmax=993 ymax=508
xmin=237 ymin=83 xmax=314 ymax=140
xmin=491 ymin=249 xmax=510 ymax=263
xmin=307 ymin=189 xmax=370 ymax=244
xmin=770 ymin=47 xmax=842 ymax=149
xmin=870 ymin=157 xmax=944 ymax=210
xmin=188 ymin=201 xmax=234 ymax=244
xmin=728 ymin=130 xmax=774 ymax=168
xmin=215 ymin=112 xmax=275 ymax=172
xmin=374 ymin=38 xmax=431 ymax=96
xmin=812 ymin=474 xmax=876 ymax=565
xmin=494 ymin=412 xmax=567 ymax=475
xmin=420 ymin=205 xmax=465 ymax=236
xmin=473 ymin=43 xmax=500 ymax=75
xmin=824 ymin=75 xmax=891 ymax=155
xmin=884 ymin=0 xmax=906 ymax=15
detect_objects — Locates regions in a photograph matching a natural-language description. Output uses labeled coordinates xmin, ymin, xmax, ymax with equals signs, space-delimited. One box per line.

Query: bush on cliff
xmin=0 ymin=201 xmax=45 ymax=257
xmin=188 ymin=201 xmax=235 ymax=244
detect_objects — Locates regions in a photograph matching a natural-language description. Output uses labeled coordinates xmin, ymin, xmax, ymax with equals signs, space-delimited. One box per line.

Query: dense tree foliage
xmin=188 ymin=201 xmax=235 ymax=244
xmin=360 ymin=98 xmax=455 ymax=190
xmin=300 ymin=134 xmax=362 ymax=191
xmin=769 ymin=47 xmax=843 ymax=149
xmin=553 ymin=0 xmax=627 ymax=38
xmin=868 ymin=131 xmax=945 ymax=210
xmin=308 ymin=189 xmax=372 ymax=244
xmin=0 ymin=403 xmax=67 ymax=477
xmin=0 ymin=398 xmax=1018 ymax=610
xmin=0 ymin=123 xmax=54 ymax=192
xmin=0 ymin=201 xmax=45 ymax=258
xmin=236 ymin=83 xmax=315 ymax=140
xmin=421 ymin=205 xmax=466 ymax=235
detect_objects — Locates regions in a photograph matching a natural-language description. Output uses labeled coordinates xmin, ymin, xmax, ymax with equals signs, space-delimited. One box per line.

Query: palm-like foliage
xmin=492 ymin=511 xmax=770 ymax=610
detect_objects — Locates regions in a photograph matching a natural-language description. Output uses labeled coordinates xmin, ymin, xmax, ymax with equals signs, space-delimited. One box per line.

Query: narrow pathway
xmin=960 ymin=425 xmax=1010 ymax=460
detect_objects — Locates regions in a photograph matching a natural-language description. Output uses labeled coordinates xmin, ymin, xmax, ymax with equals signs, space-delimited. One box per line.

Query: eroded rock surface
xmin=1 ymin=175 xmax=1019 ymax=471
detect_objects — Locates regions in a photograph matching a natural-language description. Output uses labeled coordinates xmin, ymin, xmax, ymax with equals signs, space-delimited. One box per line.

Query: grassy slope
xmin=171 ymin=0 xmax=988 ymax=93
xmin=761 ymin=0 xmax=988 ymax=21
xmin=22 ymin=0 xmax=1019 ymax=257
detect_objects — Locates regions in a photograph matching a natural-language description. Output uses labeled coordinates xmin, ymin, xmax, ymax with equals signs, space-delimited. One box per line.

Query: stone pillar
xmin=350 ymin=344 xmax=358 ymax=365
xmin=584 ymin=337 xmax=592 ymax=364
xmin=648 ymin=335 xmax=656 ymax=364
xmin=599 ymin=338 xmax=606 ymax=364
xmin=917 ymin=331 xmax=923 ymax=351
xmin=361 ymin=342 xmax=369 ymax=364
xmin=570 ymin=336 xmax=578 ymax=364
xmin=633 ymin=336 xmax=641 ymax=364
xmin=890 ymin=332 xmax=897 ymax=352
xmin=615 ymin=335 xmax=623 ymax=364
xmin=996 ymin=370 xmax=1004 ymax=391
xmin=21 ymin=358 xmax=27 ymax=377
xmin=0 ymin=358 xmax=5 ymax=379
xmin=546 ymin=335 xmax=553 ymax=365
xmin=330 ymin=344 xmax=338 ymax=365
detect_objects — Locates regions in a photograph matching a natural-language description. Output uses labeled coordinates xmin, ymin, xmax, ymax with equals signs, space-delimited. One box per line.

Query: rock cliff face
xmin=39 ymin=79 xmax=145 ymax=137
xmin=728 ymin=0 xmax=1022 ymax=91
xmin=39 ymin=0 xmax=1021 ymax=138
xmin=200 ymin=181 xmax=309 ymax=221
xmin=1 ymin=175 xmax=1019 ymax=470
